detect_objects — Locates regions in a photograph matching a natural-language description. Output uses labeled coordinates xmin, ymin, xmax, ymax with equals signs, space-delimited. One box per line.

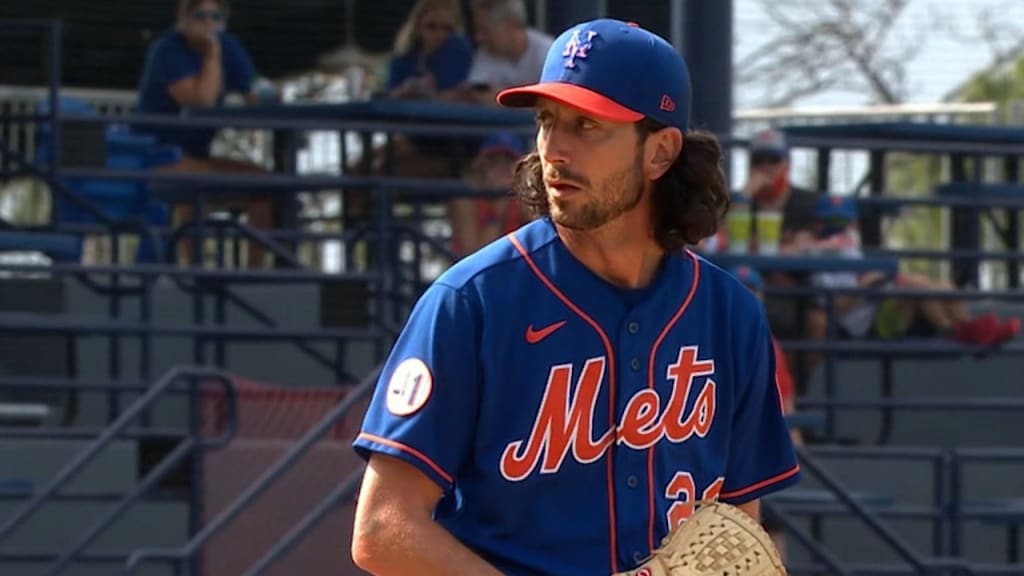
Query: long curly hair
xmin=512 ymin=119 xmax=730 ymax=250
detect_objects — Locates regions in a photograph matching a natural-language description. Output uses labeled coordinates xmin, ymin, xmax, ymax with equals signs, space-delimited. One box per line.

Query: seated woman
xmin=344 ymin=0 xmax=475 ymax=238
xmin=135 ymin=0 xmax=274 ymax=266
xmin=386 ymin=0 xmax=474 ymax=102
xmin=356 ymin=0 xmax=474 ymax=177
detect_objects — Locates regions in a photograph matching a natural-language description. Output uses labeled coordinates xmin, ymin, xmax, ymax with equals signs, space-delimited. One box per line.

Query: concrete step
xmin=0 ymin=438 xmax=137 ymax=493
xmin=2 ymin=560 xmax=175 ymax=576
xmin=0 ymin=498 xmax=189 ymax=552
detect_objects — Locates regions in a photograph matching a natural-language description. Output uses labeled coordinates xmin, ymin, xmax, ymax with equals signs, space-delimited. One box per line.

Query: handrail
xmin=0 ymin=138 xmax=166 ymax=263
xmin=0 ymin=366 xmax=237 ymax=546
xmin=792 ymin=445 xmax=931 ymax=574
xmin=760 ymin=499 xmax=853 ymax=576
xmin=949 ymin=448 xmax=1024 ymax=560
xmin=123 ymin=363 xmax=382 ymax=575
xmin=241 ymin=465 xmax=366 ymax=576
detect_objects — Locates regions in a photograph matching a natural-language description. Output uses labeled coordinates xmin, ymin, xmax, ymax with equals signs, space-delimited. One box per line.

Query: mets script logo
xmin=563 ymin=29 xmax=598 ymax=68
xmin=500 ymin=346 xmax=717 ymax=481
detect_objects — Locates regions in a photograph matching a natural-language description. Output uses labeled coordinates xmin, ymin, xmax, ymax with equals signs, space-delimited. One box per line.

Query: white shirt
xmin=467 ymin=28 xmax=554 ymax=90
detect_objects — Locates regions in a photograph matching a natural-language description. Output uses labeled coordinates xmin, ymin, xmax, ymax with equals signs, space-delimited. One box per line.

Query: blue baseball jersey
xmin=354 ymin=217 xmax=800 ymax=576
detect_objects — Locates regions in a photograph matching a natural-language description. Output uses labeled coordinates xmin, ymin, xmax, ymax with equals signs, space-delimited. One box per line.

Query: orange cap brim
xmin=497 ymin=82 xmax=643 ymax=123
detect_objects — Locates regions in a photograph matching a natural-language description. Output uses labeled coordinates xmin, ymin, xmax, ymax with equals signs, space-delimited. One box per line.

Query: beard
xmin=547 ymin=153 xmax=645 ymax=231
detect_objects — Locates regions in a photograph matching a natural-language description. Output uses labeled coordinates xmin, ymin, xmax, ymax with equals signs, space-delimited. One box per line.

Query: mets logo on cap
xmin=562 ymin=29 xmax=598 ymax=68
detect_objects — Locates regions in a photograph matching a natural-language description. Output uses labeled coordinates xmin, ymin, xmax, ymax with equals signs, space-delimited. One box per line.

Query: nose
xmin=538 ymin=123 xmax=571 ymax=166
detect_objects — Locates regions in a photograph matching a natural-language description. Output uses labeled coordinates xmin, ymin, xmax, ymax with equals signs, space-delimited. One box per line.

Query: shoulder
xmin=693 ymin=253 xmax=769 ymax=328
xmin=218 ymin=32 xmax=248 ymax=50
xmin=147 ymin=30 xmax=185 ymax=56
xmin=527 ymin=28 xmax=554 ymax=50
xmin=442 ymin=33 xmax=474 ymax=55
xmin=434 ymin=218 xmax=557 ymax=293
xmin=389 ymin=48 xmax=416 ymax=67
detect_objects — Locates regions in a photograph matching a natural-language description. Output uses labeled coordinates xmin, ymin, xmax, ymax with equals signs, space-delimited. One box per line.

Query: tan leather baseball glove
xmin=612 ymin=501 xmax=786 ymax=576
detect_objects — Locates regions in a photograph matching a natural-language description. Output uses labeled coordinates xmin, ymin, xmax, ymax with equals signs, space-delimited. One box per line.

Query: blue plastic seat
xmin=33 ymin=97 xmax=181 ymax=261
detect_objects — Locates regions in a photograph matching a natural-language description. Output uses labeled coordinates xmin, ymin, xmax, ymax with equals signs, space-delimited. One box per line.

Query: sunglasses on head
xmin=191 ymin=9 xmax=224 ymax=22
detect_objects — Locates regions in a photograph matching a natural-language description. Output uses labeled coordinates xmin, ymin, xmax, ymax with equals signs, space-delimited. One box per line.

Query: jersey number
xmin=664 ymin=473 xmax=725 ymax=530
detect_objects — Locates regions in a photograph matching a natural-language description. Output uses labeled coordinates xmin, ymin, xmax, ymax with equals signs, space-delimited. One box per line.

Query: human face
xmin=184 ymin=1 xmax=225 ymax=37
xmin=472 ymin=7 xmax=512 ymax=55
xmin=535 ymin=98 xmax=647 ymax=232
xmin=419 ymin=7 xmax=456 ymax=54
xmin=748 ymin=152 xmax=789 ymax=201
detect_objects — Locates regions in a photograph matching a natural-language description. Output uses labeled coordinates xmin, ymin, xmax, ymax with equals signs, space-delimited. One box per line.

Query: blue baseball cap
xmin=816 ymin=195 xmax=858 ymax=221
xmin=497 ymin=19 xmax=691 ymax=130
xmin=479 ymin=132 xmax=527 ymax=158
xmin=731 ymin=265 xmax=763 ymax=290
xmin=749 ymin=129 xmax=789 ymax=160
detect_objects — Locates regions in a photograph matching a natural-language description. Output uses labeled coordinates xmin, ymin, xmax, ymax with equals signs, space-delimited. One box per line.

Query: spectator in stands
xmin=136 ymin=0 xmax=274 ymax=266
xmin=806 ymin=195 xmax=1020 ymax=347
xmin=734 ymin=129 xmax=819 ymax=364
xmin=358 ymin=0 xmax=475 ymax=178
xmin=450 ymin=0 xmax=553 ymax=106
xmin=732 ymin=264 xmax=801 ymax=560
xmin=386 ymin=0 xmax=474 ymax=101
xmin=450 ymin=132 xmax=529 ymax=257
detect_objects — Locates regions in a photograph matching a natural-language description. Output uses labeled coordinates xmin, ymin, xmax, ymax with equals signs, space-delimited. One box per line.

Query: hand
xmin=742 ymin=169 xmax=775 ymax=198
xmin=185 ymin=29 xmax=220 ymax=58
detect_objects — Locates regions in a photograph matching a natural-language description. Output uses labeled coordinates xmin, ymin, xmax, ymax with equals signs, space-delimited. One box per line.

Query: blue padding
xmin=0 ymin=479 xmax=32 ymax=496
xmin=192 ymin=99 xmax=534 ymax=126
xmin=0 ymin=230 xmax=82 ymax=262
xmin=766 ymin=489 xmax=894 ymax=508
xmin=964 ymin=499 xmax=1024 ymax=524
xmin=935 ymin=183 xmax=1024 ymax=197
xmin=706 ymin=253 xmax=899 ymax=274
xmin=786 ymin=412 xmax=826 ymax=432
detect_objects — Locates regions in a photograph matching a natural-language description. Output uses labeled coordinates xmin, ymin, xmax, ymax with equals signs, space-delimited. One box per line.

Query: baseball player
xmin=352 ymin=18 xmax=801 ymax=576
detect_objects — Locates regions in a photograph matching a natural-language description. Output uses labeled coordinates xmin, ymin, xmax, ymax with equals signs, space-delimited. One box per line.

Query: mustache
xmin=543 ymin=168 xmax=589 ymax=187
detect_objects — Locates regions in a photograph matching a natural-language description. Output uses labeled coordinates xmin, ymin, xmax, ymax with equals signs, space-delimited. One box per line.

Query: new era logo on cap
xmin=497 ymin=19 xmax=692 ymax=131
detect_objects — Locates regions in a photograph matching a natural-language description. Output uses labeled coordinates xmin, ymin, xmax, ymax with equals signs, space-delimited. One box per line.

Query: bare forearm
xmin=354 ymin=517 xmax=505 ymax=576
xmin=193 ymin=53 xmax=223 ymax=107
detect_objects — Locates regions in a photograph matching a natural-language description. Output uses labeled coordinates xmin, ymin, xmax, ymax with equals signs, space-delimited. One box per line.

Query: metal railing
xmin=122 ymin=363 xmax=381 ymax=576
xmin=0 ymin=366 xmax=238 ymax=576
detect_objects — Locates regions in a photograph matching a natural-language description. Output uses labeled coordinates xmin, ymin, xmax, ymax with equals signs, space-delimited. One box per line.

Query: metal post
xmin=683 ymin=0 xmax=733 ymax=136
xmin=47 ymin=20 xmax=62 ymax=225
xmin=544 ymin=0 xmax=598 ymax=35
xmin=670 ymin=0 xmax=685 ymax=53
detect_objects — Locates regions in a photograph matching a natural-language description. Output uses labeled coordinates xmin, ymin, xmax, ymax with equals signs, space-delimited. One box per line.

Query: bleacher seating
xmin=2 ymin=27 xmax=1024 ymax=571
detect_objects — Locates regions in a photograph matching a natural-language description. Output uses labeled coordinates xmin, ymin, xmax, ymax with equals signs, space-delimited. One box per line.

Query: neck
xmin=556 ymin=208 xmax=664 ymax=290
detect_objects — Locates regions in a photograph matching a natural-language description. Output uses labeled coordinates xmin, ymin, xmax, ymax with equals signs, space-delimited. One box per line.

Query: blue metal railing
xmin=0 ymin=365 xmax=238 ymax=576
xmin=122 ymin=362 xmax=381 ymax=576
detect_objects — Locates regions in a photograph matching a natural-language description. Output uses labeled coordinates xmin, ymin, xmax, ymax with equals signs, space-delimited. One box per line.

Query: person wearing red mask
xmin=740 ymin=129 xmax=819 ymax=252
xmin=737 ymin=130 xmax=820 ymax=376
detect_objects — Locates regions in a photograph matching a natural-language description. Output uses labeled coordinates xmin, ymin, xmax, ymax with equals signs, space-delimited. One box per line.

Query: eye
xmin=535 ymin=112 xmax=553 ymax=128
xmin=577 ymin=117 xmax=599 ymax=130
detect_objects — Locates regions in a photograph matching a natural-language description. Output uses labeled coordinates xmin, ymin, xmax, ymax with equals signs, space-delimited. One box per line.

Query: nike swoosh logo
xmin=525 ymin=321 xmax=567 ymax=344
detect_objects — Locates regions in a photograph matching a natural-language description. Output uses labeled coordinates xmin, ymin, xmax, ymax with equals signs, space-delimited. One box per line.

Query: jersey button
xmin=630 ymin=357 xmax=640 ymax=371
xmin=628 ymin=321 xmax=640 ymax=334
xmin=626 ymin=475 xmax=639 ymax=488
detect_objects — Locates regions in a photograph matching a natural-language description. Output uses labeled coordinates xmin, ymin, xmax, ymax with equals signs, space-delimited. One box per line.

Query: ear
xmin=645 ymin=127 xmax=683 ymax=181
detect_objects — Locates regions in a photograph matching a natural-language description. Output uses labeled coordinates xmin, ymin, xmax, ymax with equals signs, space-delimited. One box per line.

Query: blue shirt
xmin=387 ymin=34 xmax=474 ymax=93
xmin=135 ymin=30 xmax=256 ymax=158
xmin=354 ymin=218 xmax=801 ymax=576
